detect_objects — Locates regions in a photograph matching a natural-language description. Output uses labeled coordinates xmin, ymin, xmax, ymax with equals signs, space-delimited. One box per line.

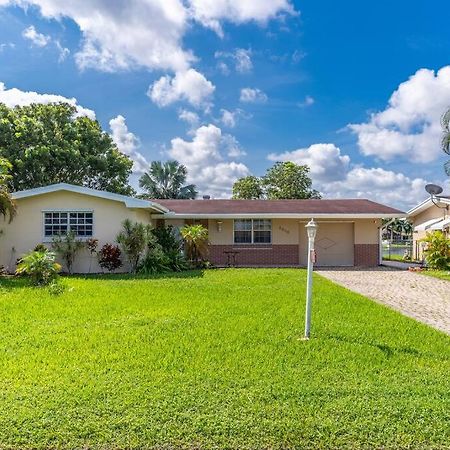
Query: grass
xmin=420 ymin=269 xmax=450 ymax=282
xmin=0 ymin=269 xmax=449 ymax=449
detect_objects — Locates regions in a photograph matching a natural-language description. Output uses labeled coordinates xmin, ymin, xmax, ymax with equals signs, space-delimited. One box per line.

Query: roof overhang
xmin=408 ymin=197 xmax=450 ymax=217
xmin=426 ymin=218 xmax=450 ymax=231
xmin=414 ymin=217 xmax=445 ymax=231
xmin=12 ymin=183 xmax=169 ymax=213
xmin=152 ymin=212 xmax=406 ymax=220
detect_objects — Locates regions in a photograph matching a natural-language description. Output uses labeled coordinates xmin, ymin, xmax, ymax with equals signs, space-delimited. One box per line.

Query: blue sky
xmin=0 ymin=0 xmax=449 ymax=208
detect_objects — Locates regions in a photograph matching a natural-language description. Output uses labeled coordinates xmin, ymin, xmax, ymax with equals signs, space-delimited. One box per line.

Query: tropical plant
xmin=15 ymin=250 xmax=61 ymax=286
xmin=420 ymin=231 xmax=450 ymax=270
xmin=98 ymin=243 xmax=123 ymax=272
xmin=139 ymin=160 xmax=197 ymax=199
xmin=86 ymin=238 xmax=99 ymax=273
xmin=0 ymin=157 xmax=16 ymax=223
xmin=0 ymin=103 xmax=134 ymax=194
xmin=116 ymin=219 xmax=152 ymax=273
xmin=180 ymin=224 xmax=209 ymax=266
xmin=52 ymin=231 xmax=85 ymax=274
xmin=33 ymin=243 xmax=48 ymax=253
xmin=138 ymin=247 xmax=171 ymax=275
xmin=152 ymin=225 xmax=182 ymax=253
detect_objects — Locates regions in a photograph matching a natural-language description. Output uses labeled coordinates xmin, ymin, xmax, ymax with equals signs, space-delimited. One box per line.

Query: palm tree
xmin=180 ymin=224 xmax=208 ymax=266
xmin=442 ymin=109 xmax=450 ymax=175
xmin=139 ymin=160 xmax=197 ymax=199
xmin=0 ymin=158 xmax=16 ymax=223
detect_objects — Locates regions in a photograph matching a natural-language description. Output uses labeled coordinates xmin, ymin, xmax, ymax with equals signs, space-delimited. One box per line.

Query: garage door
xmin=299 ymin=222 xmax=354 ymax=267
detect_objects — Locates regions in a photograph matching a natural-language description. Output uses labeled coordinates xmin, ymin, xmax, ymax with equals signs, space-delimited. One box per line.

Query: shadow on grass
xmin=0 ymin=275 xmax=31 ymax=291
xmin=326 ymin=332 xmax=421 ymax=358
xmin=68 ymin=269 xmax=205 ymax=281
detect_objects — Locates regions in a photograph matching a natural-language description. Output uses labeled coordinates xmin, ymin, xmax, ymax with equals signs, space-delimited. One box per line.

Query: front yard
xmin=0 ymin=269 xmax=449 ymax=449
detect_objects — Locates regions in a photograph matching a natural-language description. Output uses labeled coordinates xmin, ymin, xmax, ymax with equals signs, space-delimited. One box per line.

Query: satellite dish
xmin=425 ymin=184 xmax=443 ymax=196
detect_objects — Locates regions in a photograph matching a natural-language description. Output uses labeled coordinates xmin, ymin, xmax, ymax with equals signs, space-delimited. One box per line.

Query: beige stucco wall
xmin=412 ymin=206 xmax=448 ymax=260
xmin=354 ymin=219 xmax=380 ymax=245
xmin=0 ymin=191 xmax=152 ymax=273
xmin=206 ymin=218 xmax=379 ymax=247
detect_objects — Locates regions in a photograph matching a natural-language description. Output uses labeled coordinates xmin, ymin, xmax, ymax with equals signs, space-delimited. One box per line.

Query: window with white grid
xmin=234 ymin=219 xmax=272 ymax=244
xmin=43 ymin=211 xmax=93 ymax=238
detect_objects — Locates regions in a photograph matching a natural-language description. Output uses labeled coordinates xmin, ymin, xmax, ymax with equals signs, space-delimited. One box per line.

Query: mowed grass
xmin=421 ymin=270 xmax=450 ymax=282
xmin=0 ymin=269 xmax=449 ymax=449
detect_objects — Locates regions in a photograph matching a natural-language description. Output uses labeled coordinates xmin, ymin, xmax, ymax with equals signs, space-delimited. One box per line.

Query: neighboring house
xmin=0 ymin=183 xmax=404 ymax=273
xmin=408 ymin=196 xmax=450 ymax=261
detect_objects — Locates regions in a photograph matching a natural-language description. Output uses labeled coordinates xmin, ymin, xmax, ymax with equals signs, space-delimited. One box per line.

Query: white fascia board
xmin=407 ymin=197 xmax=450 ymax=216
xmin=12 ymin=183 xmax=168 ymax=213
xmin=152 ymin=212 xmax=406 ymax=220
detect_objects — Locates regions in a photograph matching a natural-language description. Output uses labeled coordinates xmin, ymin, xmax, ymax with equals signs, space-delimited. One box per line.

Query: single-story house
xmin=0 ymin=183 xmax=405 ymax=273
xmin=408 ymin=195 xmax=450 ymax=260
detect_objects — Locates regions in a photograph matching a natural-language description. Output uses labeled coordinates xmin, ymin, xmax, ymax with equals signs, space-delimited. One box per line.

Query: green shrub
xmin=33 ymin=243 xmax=48 ymax=253
xmin=52 ymin=231 xmax=84 ymax=274
xmin=47 ymin=280 xmax=67 ymax=296
xmin=420 ymin=231 xmax=450 ymax=270
xmin=138 ymin=247 xmax=171 ymax=275
xmin=117 ymin=220 xmax=152 ymax=273
xmin=15 ymin=251 xmax=61 ymax=286
xmin=152 ymin=225 xmax=181 ymax=253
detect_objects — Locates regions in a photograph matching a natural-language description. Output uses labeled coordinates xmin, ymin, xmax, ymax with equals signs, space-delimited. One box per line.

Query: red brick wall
xmin=354 ymin=244 xmax=379 ymax=266
xmin=209 ymin=245 xmax=299 ymax=267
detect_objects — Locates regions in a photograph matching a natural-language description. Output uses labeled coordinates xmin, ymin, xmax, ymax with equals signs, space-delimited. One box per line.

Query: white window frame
xmin=42 ymin=209 xmax=94 ymax=242
xmin=233 ymin=219 xmax=272 ymax=244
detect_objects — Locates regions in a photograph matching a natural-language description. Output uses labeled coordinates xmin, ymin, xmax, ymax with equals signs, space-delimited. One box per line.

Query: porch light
xmin=216 ymin=220 xmax=223 ymax=232
xmin=304 ymin=219 xmax=318 ymax=340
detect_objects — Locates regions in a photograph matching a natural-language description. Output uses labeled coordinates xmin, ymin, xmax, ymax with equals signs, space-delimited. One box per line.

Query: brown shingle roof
xmin=153 ymin=199 xmax=404 ymax=215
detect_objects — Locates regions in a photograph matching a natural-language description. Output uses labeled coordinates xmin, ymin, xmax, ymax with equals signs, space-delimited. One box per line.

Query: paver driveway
xmin=316 ymin=267 xmax=450 ymax=334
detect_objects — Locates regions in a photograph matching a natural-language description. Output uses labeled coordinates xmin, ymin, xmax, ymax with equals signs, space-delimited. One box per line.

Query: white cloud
xmin=109 ymin=115 xmax=149 ymax=175
xmin=267 ymin=142 xmax=432 ymax=208
xmin=2 ymin=0 xmax=294 ymax=72
xmin=215 ymin=48 xmax=252 ymax=74
xmin=220 ymin=109 xmax=237 ymax=128
xmin=268 ymin=143 xmax=350 ymax=182
xmin=325 ymin=167 xmax=430 ymax=210
xmin=178 ymin=109 xmax=200 ymax=127
xmin=55 ymin=40 xmax=70 ymax=62
xmin=189 ymin=0 xmax=295 ymax=36
xmin=22 ymin=25 xmax=50 ymax=47
xmin=148 ymin=68 xmax=215 ymax=109
xmin=4 ymin=0 xmax=192 ymax=72
xmin=298 ymin=95 xmax=315 ymax=108
xmin=0 ymin=82 xmax=95 ymax=119
xmin=349 ymin=66 xmax=450 ymax=163
xmin=240 ymin=87 xmax=267 ymax=103
xmin=168 ymin=124 xmax=249 ymax=197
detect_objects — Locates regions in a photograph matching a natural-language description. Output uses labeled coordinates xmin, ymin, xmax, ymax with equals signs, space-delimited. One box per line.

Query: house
xmin=0 ymin=183 xmax=405 ymax=273
xmin=407 ymin=196 xmax=450 ymax=261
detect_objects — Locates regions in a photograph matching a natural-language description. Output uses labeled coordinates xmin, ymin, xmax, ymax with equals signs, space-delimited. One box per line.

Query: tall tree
xmin=139 ymin=160 xmax=197 ymax=199
xmin=0 ymin=103 xmax=134 ymax=195
xmin=232 ymin=175 xmax=264 ymax=199
xmin=263 ymin=162 xmax=321 ymax=199
xmin=232 ymin=162 xmax=321 ymax=200
xmin=0 ymin=157 xmax=16 ymax=223
xmin=442 ymin=109 xmax=450 ymax=175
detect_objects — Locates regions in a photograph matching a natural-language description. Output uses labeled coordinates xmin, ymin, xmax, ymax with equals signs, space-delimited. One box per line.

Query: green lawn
xmin=0 ymin=269 xmax=449 ymax=449
xmin=420 ymin=270 xmax=450 ymax=282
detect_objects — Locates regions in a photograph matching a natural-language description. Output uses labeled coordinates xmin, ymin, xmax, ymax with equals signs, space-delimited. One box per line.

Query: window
xmin=234 ymin=219 xmax=271 ymax=244
xmin=44 ymin=211 xmax=93 ymax=238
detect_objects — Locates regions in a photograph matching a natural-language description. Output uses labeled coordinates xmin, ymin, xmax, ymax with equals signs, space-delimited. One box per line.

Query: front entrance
xmin=299 ymin=222 xmax=354 ymax=267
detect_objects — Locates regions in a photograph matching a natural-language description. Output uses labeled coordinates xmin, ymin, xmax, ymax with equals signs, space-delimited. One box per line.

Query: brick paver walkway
xmin=316 ymin=267 xmax=450 ymax=334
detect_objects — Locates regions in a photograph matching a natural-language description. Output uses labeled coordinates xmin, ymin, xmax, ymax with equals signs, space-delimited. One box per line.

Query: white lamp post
xmin=304 ymin=218 xmax=318 ymax=339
